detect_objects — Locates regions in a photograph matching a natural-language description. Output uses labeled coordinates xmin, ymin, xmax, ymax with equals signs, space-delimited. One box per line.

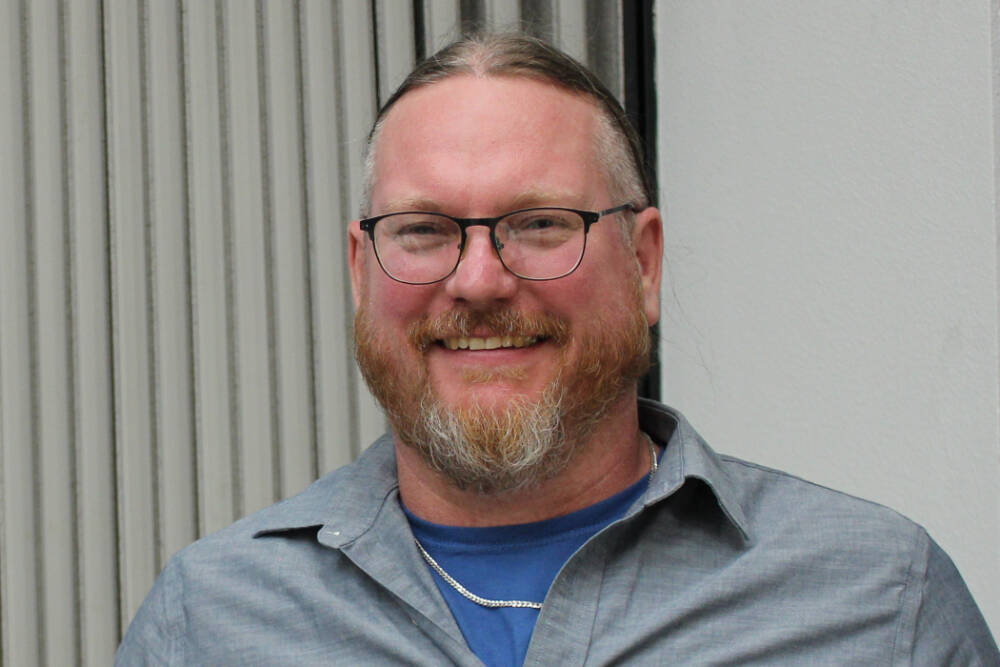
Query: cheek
xmin=554 ymin=247 xmax=632 ymax=315
xmin=551 ymin=284 xmax=594 ymax=316
xmin=366 ymin=274 xmax=439 ymax=324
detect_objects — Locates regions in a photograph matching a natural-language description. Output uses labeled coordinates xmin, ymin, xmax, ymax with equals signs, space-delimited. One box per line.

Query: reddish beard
xmin=354 ymin=285 xmax=651 ymax=494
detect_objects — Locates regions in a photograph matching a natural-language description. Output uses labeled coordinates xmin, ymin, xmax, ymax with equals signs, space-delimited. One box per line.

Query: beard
xmin=354 ymin=281 xmax=651 ymax=495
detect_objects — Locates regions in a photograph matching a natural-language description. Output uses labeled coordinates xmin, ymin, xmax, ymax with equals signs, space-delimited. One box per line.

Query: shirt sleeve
xmin=910 ymin=537 xmax=999 ymax=666
xmin=115 ymin=559 xmax=183 ymax=666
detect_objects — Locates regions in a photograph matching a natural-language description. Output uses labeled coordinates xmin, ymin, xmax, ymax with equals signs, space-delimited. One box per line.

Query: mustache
xmin=407 ymin=308 xmax=570 ymax=351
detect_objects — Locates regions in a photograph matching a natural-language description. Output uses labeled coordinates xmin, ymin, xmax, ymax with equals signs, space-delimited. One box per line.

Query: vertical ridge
xmin=98 ymin=0 xmax=126 ymax=639
xmin=331 ymin=1 xmax=362 ymax=459
xmin=20 ymin=0 xmax=45 ymax=659
xmin=216 ymin=0 xmax=242 ymax=517
xmin=0 ymin=0 xmax=38 ymax=656
xmin=293 ymin=1 xmax=319 ymax=481
xmin=86 ymin=0 xmax=122 ymax=652
xmin=256 ymin=0 xmax=282 ymax=500
xmin=178 ymin=0 xmax=203 ymax=538
xmin=178 ymin=1 xmax=199 ymax=534
xmin=137 ymin=0 xmax=163 ymax=574
xmin=57 ymin=0 xmax=84 ymax=659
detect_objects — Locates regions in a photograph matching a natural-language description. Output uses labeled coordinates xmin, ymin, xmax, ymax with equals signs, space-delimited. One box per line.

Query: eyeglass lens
xmin=372 ymin=209 xmax=586 ymax=283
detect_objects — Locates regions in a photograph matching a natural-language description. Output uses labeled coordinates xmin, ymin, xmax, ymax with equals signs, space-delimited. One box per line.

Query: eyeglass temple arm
xmin=599 ymin=203 xmax=637 ymax=217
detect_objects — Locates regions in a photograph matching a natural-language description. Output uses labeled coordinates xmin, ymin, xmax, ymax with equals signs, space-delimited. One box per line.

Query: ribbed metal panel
xmin=0 ymin=1 xmax=627 ymax=663
xmin=1 ymin=4 xmax=41 ymax=666
xmin=69 ymin=1 xmax=118 ymax=663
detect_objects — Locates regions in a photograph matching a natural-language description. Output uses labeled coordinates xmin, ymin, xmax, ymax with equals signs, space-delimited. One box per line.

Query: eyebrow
xmin=377 ymin=189 xmax=591 ymax=216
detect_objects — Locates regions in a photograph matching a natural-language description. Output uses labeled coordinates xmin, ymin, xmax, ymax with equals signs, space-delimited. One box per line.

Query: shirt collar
xmin=638 ymin=398 xmax=754 ymax=544
xmin=252 ymin=433 xmax=400 ymax=545
xmin=253 ymin=400 xmax=754 ymax=546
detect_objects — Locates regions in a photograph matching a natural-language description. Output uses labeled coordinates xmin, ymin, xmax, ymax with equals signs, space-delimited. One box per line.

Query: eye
xmin=506 ymin=212 xmax=575 ymax=232
xmin=380 ymin=214 xmax=459 ymax=253
xmin=397 ymin=221 xmax=450 ymax=236
xmin=522 ymin=217 xmax=559 ymax=231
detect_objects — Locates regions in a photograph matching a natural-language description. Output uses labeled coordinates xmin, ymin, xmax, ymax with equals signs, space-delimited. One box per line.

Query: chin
xmin=437 ymin=384 xmax=534 ymax=414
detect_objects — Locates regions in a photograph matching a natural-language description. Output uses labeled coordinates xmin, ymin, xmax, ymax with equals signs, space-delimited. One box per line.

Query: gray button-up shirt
xmin=117 ymin=400 xmax=999 ymax=665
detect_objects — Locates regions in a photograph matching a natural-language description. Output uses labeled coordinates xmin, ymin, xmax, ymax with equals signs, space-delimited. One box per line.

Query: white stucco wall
xmin=656 ymin=1 xmax=999 ymax=632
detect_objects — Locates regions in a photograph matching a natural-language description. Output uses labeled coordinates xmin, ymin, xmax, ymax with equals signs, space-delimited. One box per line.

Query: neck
xmin=396 ymin=391 xmax=652 ymax=527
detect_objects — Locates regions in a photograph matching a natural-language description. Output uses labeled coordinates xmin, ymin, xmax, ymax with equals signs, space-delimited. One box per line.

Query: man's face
xmin=349 ymin=75 xmax=662 ymax=492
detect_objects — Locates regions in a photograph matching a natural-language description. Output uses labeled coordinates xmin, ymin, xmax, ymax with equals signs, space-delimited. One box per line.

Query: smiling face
xmin=349 ymin=75 xmax=662 ymax=493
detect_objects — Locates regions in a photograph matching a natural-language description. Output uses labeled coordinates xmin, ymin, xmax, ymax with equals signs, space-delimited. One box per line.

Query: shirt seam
xmin=164 ymin=559 xmax=185 ymax=664
xmin=718 ymin=454 xmax=920 ymax=522
xmin=890 ymin=525 xmax=928 ymax=664
xmin=582 ymin=530 xmax=613 ymax=665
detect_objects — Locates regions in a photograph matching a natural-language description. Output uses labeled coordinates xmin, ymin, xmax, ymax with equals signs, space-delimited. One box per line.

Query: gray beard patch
xmin=408 ymin=382 xmax=577 ymax=495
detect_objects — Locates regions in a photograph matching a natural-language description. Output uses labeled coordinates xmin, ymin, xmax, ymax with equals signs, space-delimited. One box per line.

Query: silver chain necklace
xmin=414 ymin=436 xmax=659 ymax=610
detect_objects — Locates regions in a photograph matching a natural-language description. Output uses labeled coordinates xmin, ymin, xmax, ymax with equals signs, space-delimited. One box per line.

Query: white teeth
xmin=441 ymin=335 xmax=539 ymax=350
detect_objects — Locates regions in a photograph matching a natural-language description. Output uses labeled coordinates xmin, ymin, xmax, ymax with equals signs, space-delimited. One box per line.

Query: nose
xmin=443 ymin=227 xmax=519 ymax=304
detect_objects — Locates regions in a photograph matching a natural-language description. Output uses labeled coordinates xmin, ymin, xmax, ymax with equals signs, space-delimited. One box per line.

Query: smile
xmin=441 ymin=335 xmax=539 ymax=351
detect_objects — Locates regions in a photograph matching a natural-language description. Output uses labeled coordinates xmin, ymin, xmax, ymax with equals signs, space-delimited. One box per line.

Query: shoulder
xmin=162 ymin=434 xmax=399 ymax=584
xmin=117 ymin=436 xmax=401 ymax=663
xmin=179 ymin=433 xmax=397 ymax=551
xmin=710 ymin=453 xmax=940 ymax=600
xmin=719 ymin=454 xmax=925 ymax=553
xmin=643 ymin=399 xmax=926 ymax=560
xmin=639 ymin=401 xmax=1000 ymax=661
xmin=712 ymin=456 xmax=998 ymax=661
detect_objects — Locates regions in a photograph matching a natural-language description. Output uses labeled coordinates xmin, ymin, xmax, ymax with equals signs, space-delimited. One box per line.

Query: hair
xmin=360 ymin=32 xmax=651 ymax=220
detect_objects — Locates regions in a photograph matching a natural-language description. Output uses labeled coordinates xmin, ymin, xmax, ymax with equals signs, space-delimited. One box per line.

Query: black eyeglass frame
xmin=359 ymin=203 xmax=636 ymax=285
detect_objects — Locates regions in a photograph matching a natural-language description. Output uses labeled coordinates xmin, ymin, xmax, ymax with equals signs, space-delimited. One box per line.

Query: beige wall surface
xmin=656 ymin=0 xmax=999 ymax=633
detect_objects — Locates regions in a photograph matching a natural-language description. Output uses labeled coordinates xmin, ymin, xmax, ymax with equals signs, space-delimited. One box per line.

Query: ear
xmin=347 ymin=219 xmax=366 ymax=308
xmin=631 ymin=206 xmax=663 ymax=326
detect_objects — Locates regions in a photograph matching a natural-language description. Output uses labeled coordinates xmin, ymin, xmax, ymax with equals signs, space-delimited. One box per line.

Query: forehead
xmin=371 ymin=76 xmax=606 ymax=213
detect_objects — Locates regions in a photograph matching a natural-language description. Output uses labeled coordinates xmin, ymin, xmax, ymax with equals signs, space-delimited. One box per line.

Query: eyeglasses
xmin=359 ymin=203 xmax=634 ymax=285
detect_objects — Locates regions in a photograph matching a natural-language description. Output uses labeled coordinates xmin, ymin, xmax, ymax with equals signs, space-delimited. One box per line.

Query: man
xmin=118 ymin=33 xmax=998 ymax=665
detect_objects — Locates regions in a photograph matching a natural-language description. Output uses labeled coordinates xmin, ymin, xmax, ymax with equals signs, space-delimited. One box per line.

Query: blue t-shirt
xmin=403 ymin=472 xmax=652 ymax=667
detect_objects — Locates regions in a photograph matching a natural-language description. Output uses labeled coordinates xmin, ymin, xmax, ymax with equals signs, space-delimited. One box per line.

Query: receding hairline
xmin=364 ymin=74 xmax=637 ymax=214
xmin=360 ymin=32 xmax=650 ymax=218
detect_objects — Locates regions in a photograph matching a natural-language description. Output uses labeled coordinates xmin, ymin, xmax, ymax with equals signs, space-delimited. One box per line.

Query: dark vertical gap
xmin=97 ymin=0 xmax=124 ymax=640
xmin=584 ymin=1 xmax=620 ymax=96
xmin=520 ymin=0 xmax=553 ymax=41
xmin=622 ymin=0 xmax=659 ymax=401
xmin=412 ymin=0 xmax=426 ymax=60
xmin=20 ymin=0 xmax=45 ymax=661
xmin=180 ymin=0 xmax=208 ymax=539
xmin=255 ymin=0 xmax=282 ymax=501
xmin=215 ymin=0 xmax=243 ymax=518
xmin=460 ymin=0 xmax=483 ymax=28
xmin=176 ymin=0 xmax=199 ymax=539
xmin=370 ymin=1 xmax=381 ymax=110
xmin=137 ymin=0 xmax=163 ymax=574
xmin=56 ymin=0 xmax=83 ymax=659
xmin=292 ymin=2 xmax=320 ymax=481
